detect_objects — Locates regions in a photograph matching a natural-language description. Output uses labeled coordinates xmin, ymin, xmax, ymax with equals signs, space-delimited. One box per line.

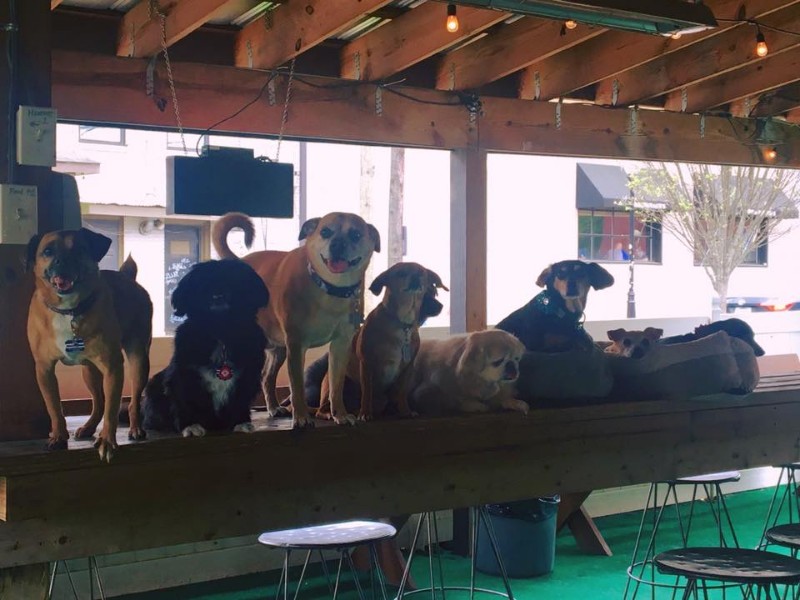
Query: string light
xmin=763 ymin=146 xmax=777 ymax=161
xmin=564 ymin=19 xmax=577 ymax=30
xmin=755 ymin=29 xmax=768 ymax=57
xmin=446 ymin=4 xmax=459 ymax=33
xmin=670 ymin=31 xmax=682 ymax=40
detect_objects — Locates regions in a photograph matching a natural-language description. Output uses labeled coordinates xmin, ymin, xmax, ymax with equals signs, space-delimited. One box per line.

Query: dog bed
xmin=515 ymin=345 xmax=614 ymax=403
xmin=606 ymin=331 xmax=760 ymax=401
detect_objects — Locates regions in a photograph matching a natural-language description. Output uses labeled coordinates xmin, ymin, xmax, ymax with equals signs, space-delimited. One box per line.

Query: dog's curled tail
xmin=119 ymin=254 xmax=138 ymax=280
xmin=212 ymin=212 xmax=255 ymax=260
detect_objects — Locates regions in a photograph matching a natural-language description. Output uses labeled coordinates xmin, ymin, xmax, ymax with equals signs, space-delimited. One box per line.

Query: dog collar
xmin=534 ymin=290 xmax=584 ymax=327
xmin=44 ymin=292 xmax=98 ymax=318
xmin=307 ymin=262 xmax=362 ymax=299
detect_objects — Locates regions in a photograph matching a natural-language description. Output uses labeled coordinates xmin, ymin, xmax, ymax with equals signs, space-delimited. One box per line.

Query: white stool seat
xmin=258 ymin=521 xmax=397 ymax=550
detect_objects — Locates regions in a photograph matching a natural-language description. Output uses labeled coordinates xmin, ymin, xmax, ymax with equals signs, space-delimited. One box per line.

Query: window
xmin=78 ymin=125 xmax=126 ymax=145
xmin=578 ymin=209 xmax=662 ymax=263
xmin=166 ymin=131 xmax=208 ymax=152
xmin=694 ymin=218 xmax=768 ymax=267
xmin=82 ymin=217 xmax=122 ymax=271
xmin=164 ymin=224 xmax=201 ymax=333
xmin=742 ymin=242 xmax=768 ymax=266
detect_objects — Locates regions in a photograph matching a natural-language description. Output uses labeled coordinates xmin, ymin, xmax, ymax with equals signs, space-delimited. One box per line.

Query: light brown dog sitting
xmin=316 ymin=262 xmax=449 ymax=421
xmin=604 ymin=327 xmax=664 ymax=359
xmin=407 ymin=329 xmax=529 ymax=416
xmin=26 ymin=228 xmax=153 ymax=461
xmin=212 ymin=212 xmax=380 ymax=428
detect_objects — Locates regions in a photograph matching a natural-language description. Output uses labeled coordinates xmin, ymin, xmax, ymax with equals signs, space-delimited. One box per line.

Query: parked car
xmin=726 ymin=296 xmax=800 ymax=313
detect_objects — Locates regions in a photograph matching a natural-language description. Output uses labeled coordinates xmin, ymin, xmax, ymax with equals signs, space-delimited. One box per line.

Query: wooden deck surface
xmin=0 ymin=374 xmax=799 ymax=574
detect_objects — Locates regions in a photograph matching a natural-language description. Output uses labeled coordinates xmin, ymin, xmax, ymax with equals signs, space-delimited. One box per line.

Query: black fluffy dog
xmin=661 ymin=318 xmax=765 ymax=357
xmin=496 ymin=260 xmax=614 ymax=352
xmin=142 ymin=259 xmax=269 ymax=436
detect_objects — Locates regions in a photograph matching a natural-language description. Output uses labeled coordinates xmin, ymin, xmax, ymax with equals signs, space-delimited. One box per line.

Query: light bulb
xmin=756 ymin=32 xmax=768 ymax=57
xmin=763 ymin=146 xmax=777 ymax=161
xmin=670 ymin=31 xmax=682 ymax=40
xmin=446 ymin=4 xmax=459 ymax=33
xmin=564 ymin=19 xmax=577 ymax=30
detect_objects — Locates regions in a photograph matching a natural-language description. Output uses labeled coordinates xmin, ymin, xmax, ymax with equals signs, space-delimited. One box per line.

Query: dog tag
xmin=401 ymin=343 xmax=412 ymax=363
xmin=216 ymin=364 xmax=234 ymax=381
xmin=65 ymin=337 xmax=85 ymax=353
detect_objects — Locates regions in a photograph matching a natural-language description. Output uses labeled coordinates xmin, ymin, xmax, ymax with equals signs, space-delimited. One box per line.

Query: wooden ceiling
xmin=50 ymin=0 xmax=800 ymax=122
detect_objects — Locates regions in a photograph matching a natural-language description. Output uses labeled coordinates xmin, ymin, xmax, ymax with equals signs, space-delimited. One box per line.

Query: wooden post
xmin=0 ymin=0 xmax=53 ymax=444
xmin=388 ymin=147 xmax=405 ymax=266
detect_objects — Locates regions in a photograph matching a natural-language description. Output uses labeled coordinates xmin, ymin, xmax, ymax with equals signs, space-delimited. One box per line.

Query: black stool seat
xmin=655 ymin=547 xmax=800 ymax=586
xmin=766 ymin=523 xmax=800 ymax=550
xmin=671 ymin=471 xmax=742 ymax=485
xmin=258 ymin=520 xmax=396 ymax=549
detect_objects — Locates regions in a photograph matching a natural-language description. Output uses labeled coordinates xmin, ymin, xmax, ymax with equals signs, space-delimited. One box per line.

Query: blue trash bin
xmin=475 ymin=496 xmax=560 ymax=578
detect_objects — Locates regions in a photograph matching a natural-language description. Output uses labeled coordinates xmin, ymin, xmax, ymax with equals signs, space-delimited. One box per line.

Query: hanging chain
xmin=149 ymin=0 xmax=188 ymax=154
xmin=275 ymin=58 xmax=295 ymax=162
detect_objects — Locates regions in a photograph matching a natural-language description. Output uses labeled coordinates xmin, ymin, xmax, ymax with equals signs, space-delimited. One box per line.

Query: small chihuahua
xmin=605 ymin=327 xmax=664 ymax=359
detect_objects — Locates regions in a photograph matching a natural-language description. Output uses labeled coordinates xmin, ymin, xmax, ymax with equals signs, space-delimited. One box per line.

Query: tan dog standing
xmin=212 ymin=212 xmax=380 ymax=427
xmin=408 ymin=329 xmax=529 ymax=416
xmin=317 ymin=262 xmax=448 ymax=420
xmin=26 ymin=228 xmax=153 ymax=461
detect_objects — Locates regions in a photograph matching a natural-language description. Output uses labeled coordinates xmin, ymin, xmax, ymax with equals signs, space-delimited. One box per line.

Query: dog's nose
xmin=504 ymin=361 xmax=518 ymax=379
xmin=329 ymin=237 xmax=346 ymax=257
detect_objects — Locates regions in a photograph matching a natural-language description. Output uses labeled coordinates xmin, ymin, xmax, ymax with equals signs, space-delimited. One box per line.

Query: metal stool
xmin=624 ymin=471 xmax=741 ymax=599
xmin=258 ymin=520 xmax=397 ymax=600
xmin=766 ymin=523 xmax=800 ymax=558
xmin=654 ymin=547 xmax=800 ymax=599
xmin=47 ymin=557 xmax=106 ymax=600
xmin=759 ymin=463 xmax=800 ymax=550
xmin=396 ymin=507 xmax=514 ymax=600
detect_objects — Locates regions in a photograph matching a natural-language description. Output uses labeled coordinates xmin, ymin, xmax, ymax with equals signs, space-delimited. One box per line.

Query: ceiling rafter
xmin=51 ymin=0 xmax=64 ymax=9
xmin=744 ymin=82 xmax=800 ymax=116
xmin=436 ymin=16 xmax=605 ymax=91
xmin=664 ymin=46 xmax=800 ymax=112
xmin=235 ymin=0 xmax=393 ymax=70
xmin=117 ymin=0 xmax=234 ymax=58
xmin=341 ymin=3 xmax=509 ymax=81
xmin=594 ymin=2 xmax=800 ymax=106
xmin=518 ymin=0 xmax=799 ymax=101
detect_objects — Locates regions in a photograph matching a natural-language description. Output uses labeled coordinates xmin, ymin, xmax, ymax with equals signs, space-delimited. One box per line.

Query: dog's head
xmin=456 ymin=330 xmax=525 ymax=398
xmin=171 ymin=259 xmax=269 ymax=321
xmin=301 ymin=212 xmax=381 ymax=286
xmin=695 ymin=318 xmax=765 ymax=357
xmin=605 ymin=327 xmax=663 ymax=359
xmin=536 ymin=260 xmax=614 ymax=314
xmin=27 ymin=228 xmax=111 ymax=303
xmin=369 ymin=262 xmax=449 ymax=325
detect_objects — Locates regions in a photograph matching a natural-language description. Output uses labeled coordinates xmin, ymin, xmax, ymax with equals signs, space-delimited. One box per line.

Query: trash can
xmin=475 ymin=496 xmax=560 ymax=578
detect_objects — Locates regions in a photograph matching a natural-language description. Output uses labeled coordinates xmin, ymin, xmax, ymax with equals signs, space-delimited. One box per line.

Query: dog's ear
xmin=607 ymin=328 xmax=626 ymax=342
xmin=77 ymin=228 xmax=112 ymax=263
xmin=456 ymin=334 xmax=485 ymax=379
xmin=298 ymin=218 xmax=321 ymax=241
xmin=369 ymin=267 xmax=394 ymax=296
xmin=367 ymin=224 xmax=381 ymax=253
xmin=240 ymin=262 xmax=270 ymax=311
xmin=25 ymin=234 xmax=41 ymax=272
xmin=535 ymin=265 xmax=554 ymax=288
xmin=644 ymin=327 xmax=664 ymax=341
xmin=587 ymin=262 xmax=615 ymax=290
xmin=427 ymin=269 xmax=449 ymax=292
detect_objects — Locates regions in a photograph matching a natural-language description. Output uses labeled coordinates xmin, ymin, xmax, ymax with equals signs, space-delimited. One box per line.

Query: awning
xmin=576 ymin=163 xmax=630 ymax=210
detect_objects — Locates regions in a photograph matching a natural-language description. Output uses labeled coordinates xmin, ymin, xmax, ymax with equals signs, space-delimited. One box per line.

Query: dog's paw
xmin=233 ymin=422 xmax=255 ymax=433
xmin=46 ymin=434 xmax=69 ymax=451
xmin=181 ymin=424 xmax=207 ymax=437
xmin=74 ymin=422 xmax=98 ymax=440
xmin=333 ymin=413 xmax=358 ymax=426
xmin=94 ymin=433 xmax=117 ymax=463
xmin=504 ymin=399 xmax=530 ymax=416
xmin=292 ymin=415 xmax=316 ymax=429
xmin=357 ymin=411 xmax=373 ymax=422
xmin=266 ymin=405 xmax=291 ymax=419
xmin=128 ymin=426 xmax=147 ymax=441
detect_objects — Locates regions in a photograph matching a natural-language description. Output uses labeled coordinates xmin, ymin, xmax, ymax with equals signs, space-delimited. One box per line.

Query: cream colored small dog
xmin=605 ymin=327 xmax=663 ymax=359
xmin=213 ymin=211 xmax=380 ymax=428
xmin=408 ymin=329 xmax=528 ymax=416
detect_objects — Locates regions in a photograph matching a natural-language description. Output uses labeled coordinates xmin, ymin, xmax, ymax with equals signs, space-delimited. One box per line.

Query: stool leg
xmin=397 ymin=513 xmax=426 ymax=600
xmin=760 ymin=468 xmax=788 ymax=549
xmin=89 ymin=556 xmax=106 ymax=600
xmin=332 ymin=552 xmax=345 ymax=600
xmin=290 ymin=550 xmax=313 ymax=600
xmin=277 ymin=549 xmax=291 ymax=600
xmin=317 ymin=549 xmax=334 ymax=595
xmin=431 ymin=512 xmax=446 ymax=600
xmin=346 ymin=548 xmax=367 ymax=600
xmin=715 ymin=483 xmax=740 ymax=548
xmin=624 ymin=483 xmax=658 ymax=600
xmin=88 ymin=557 xmax=94 ymax=600
xmin=476 ymin=506 xmax=515 ymax=600
xmin=369 ymin=544 xmax=390 ymax=600
xmin=425 ymin=514 xmax=436 ymax=600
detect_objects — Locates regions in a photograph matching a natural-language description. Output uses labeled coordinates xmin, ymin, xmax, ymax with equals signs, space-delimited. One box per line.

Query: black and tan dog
xmin=27 ymin=228 xmax=153 ymax=461
xmin=212 ymin=211 xmax=380 ymax=428
xmin=660 ymin=318 xmax=765 ymax=357
xmin=315 ymin=262 xmax=448 ymax=421
xmin=496 ymin=260 xmax=614 ymax=352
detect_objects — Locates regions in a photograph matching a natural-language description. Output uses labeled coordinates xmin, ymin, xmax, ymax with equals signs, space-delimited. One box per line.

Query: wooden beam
xmin=785 ymin=108 xmax=800 ymax=123
xmin=664 ymin=47 xmax=800 ymax=113
xmin=450 ymin=147 xmax=487 ymax=333
xmin=436 ymin=16 xmax=605 ymax=91
xmin=235 ymin=0 xmax=393 ymax=70
xmin=50 ymin=0 xmax=63 ymax=8
xmin=519 ymin=0 xmax=797 ymax=100
xmin=51 ymin=51 xmax=800 ymax=167
xmin=595 ymin=3 xmax=800 ymax=106
xmin=117 ymin=0 xmax=234 ymax=58
xmin=746 ymin=82 xmax=800 ymax=117
xmin=341 ymin=3 xmax=508 ymax=81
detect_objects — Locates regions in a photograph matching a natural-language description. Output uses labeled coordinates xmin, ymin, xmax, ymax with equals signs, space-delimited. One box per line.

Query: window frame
xmin=78 ymin=125 xmax=127 ymax=146
xmin=578 ymin=208 xmax=662 ymax=264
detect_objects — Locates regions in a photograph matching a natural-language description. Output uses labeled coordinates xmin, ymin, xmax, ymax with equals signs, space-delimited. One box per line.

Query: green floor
xmin=119 ymin=488 xmax=788 ymax=600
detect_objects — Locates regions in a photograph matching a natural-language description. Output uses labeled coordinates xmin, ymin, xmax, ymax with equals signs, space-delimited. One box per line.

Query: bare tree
xmin=628 ymin=163 xmax=800 ymax=317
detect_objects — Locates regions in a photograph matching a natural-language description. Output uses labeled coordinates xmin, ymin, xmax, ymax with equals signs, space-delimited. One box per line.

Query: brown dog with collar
xmin=212 ymin=212 xmax=380 ymax=428
xmin=26 ymin=228 xmax=153 ymax=461
xmin=316 ymin=262 xmax=449 ymax=421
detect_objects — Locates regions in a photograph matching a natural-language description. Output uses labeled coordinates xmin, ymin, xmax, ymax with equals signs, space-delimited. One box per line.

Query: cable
xmin=716 ymin=18 xmax=800 ymax=38
xmin=4 ymin=0 xmax=17 ymax=184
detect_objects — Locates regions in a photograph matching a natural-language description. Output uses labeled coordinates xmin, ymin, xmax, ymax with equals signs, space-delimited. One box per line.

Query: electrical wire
xmin=716 ymin=18 xmax=800 ymax=38
xmin=4 ymin=0 xmax=17 ymax=184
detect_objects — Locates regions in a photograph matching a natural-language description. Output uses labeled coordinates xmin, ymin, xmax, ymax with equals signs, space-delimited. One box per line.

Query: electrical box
xmin=16 ymin=106 xmax=57 ymax=167
xmin=0 ymin=184 xmax=38 ymax=245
